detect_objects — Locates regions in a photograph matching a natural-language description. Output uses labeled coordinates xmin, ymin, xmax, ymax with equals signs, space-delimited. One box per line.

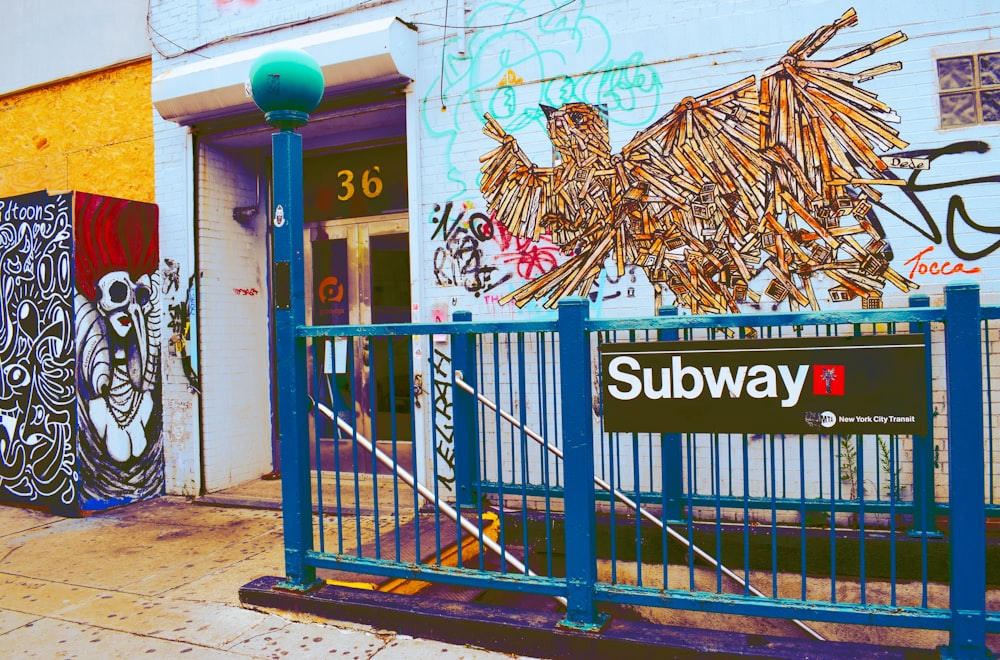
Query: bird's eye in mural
xmin=569 ymin=111 xmax=584 ymax=126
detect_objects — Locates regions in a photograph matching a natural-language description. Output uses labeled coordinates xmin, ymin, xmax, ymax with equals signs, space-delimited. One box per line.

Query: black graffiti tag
xmin=432 ymin=348 xmax=456 ymax=486
xmin=431 ymin=201 xmax=510 ymax=297
xmin=874 ymin=141 xmax=1000 ymax=261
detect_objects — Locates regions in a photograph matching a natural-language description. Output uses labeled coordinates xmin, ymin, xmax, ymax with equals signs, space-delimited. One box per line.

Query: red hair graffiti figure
xmin=74 ymin=194 xmax=162 ymax=504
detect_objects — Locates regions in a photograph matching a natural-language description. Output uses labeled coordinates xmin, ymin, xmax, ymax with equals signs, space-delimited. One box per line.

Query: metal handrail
xmin=314 ymin=394 xmax=569 ymax=608
xmin=454 ymin=371 xmax=824 ymax=641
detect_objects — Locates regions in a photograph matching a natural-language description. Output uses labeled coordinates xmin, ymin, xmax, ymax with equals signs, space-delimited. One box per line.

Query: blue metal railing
xmin=275 ymin=282 xmax=998 ymax=657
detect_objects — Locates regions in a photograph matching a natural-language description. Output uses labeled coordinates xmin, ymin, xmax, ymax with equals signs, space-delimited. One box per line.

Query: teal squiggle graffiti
xmin=420 ymin=0 xmax=662 ymax=201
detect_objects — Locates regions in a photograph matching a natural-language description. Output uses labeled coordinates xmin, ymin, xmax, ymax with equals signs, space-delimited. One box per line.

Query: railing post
xmin=908 ymin=294 xmax=942 ymax=538
xmin=451 ymin=310 xmax=478 ymax=508
xmin=272 ymin=128 xmax=320 ymax=592
xmin=941 ymin=282 xmax=989 ymax=659
xmin=557 ymin=297 xmax=605 ymax=631
xmin=658 ymin=305 xmax=684 ymax=523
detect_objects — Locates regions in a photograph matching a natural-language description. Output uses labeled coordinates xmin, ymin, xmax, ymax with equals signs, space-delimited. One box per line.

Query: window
xmin=937 ymin=52 xmax=1000 ymax=127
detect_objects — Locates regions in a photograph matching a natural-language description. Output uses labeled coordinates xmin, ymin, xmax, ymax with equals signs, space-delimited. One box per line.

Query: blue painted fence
xmin=278 ymin=281 xmax=998 ymax=657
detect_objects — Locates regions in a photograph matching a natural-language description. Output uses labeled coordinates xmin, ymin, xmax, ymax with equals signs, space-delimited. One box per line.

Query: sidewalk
xmin=0 ymin=492 xmax=533 ymax=659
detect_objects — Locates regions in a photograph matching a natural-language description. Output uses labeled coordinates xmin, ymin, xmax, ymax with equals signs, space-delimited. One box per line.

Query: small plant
xmin=838 ymin=435 xmax=858 ymax=500
xmin=877 ymin=435 xmax=905 ymax=500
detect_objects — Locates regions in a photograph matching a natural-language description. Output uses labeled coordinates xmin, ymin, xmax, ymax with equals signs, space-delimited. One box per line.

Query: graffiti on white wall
xmin=479 ymin=8 xmax=919 ymax=314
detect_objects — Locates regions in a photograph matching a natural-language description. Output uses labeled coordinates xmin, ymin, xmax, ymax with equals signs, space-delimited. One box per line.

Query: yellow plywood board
xmin=0 ymin=59 xmax=154 ymax=202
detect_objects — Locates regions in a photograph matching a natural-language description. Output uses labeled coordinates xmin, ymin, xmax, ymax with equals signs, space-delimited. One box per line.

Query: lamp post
xmin=249 ymin=48 xmax=324 ymax=591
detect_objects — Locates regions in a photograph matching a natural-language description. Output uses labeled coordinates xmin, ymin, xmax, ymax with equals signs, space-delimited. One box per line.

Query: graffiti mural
xmin=421 ymin=0 xmax=663 ymax=198
xmin=430 ymin=200 xmax=563 ymax=299
xmin=872 ymin=141 xmax=1000 ymax=263
xmin=74 ymin=193 xmax=163 ymax=509
xmin=0 ymin=191 xmax=76 ymax=513
xmin=479 ymin=8 xmax=920 ymax=313
xmin=431 ymin=347 xmax=456 ymax=488
xmin=167 ymin=273 xmax=200 ymax=393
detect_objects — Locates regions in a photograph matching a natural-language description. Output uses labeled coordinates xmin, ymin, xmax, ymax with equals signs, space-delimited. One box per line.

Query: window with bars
xmin=937 ymin=52 xmax=1000 ymax=128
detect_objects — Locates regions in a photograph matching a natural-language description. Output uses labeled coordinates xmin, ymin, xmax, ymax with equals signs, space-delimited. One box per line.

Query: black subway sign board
xmin=599 ymin=334 xmax=927 ymax=435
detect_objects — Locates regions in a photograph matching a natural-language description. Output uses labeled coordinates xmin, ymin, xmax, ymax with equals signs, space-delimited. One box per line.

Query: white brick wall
xmin=151 ymin=0 xmax=1000 ymax=505
xmin=154 ymin=116 xmax=202 ymax=497
xmin=197 ymin=143 xmax=274 ymax=492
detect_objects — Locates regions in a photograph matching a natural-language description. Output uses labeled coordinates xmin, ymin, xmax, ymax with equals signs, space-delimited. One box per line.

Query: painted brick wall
xmin=197 ymin=143 xmax=273 ymax=492
xmin=413 ymin=1 xmax=1000 ymax=322
xmin=155 ymin=118 xmax=202 ymax=497
xmin=150 ymin=0 xmax=1000 ymax=505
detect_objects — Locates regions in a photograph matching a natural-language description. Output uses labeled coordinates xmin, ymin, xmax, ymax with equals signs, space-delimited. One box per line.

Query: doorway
xmin=305 ymin=214 xmax=412 ymax=474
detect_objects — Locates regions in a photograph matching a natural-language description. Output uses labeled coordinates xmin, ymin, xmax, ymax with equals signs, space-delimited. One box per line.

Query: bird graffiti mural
xmin=479 ymin=8 xmax=917 ymax=314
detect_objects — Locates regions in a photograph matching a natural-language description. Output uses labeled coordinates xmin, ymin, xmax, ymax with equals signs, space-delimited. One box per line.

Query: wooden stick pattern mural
xmin=480 ymin=8 xmax=917 ymax=314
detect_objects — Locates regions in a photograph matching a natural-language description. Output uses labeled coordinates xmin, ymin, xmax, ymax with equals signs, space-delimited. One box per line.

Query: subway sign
xmin=599 ymin=334 xmax=927 ymax=435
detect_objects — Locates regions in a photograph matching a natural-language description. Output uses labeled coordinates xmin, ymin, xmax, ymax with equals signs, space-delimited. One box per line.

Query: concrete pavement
xmin=0 ymin=494 xmax=533 ymax=659
xmin=2 ymin=481 xmax=996 ymax=659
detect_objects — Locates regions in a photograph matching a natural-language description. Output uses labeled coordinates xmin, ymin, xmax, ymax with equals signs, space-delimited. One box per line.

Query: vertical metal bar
xmin=908 ymin=294 xmax=942 ymax=538
xmin=349 ymin=340 xmax=362 ymax=556
xmin=385 ymin=336 xmax=399 ymax=560
xmin=658 ymin=306 xmax=684 ymax=522
xmin=390 ymin=337 xmax=403 ymax=562
xmin=476 ymin=334 xmax=488 ymax=571
xmin=412 ymin=335 xmax=430 ymax=565
xmin=492 ymin=333 xmax=507 ymax=573
xmin=557 ymin=297 xmax=603 ymax=630
xmin=726 ymin=433 xmax=734 ymax=498
xmin=742 ymin=434 xmax=751 ymax=595
xmin=986 ymin=319 xmax=996 ymax=509
xmin=829 ymin=433 xmax=837 ymax=604
xmin=889 ymin=433 xmax=898 ymax=607
xmin=633 ymin=430 xmax=642 ymax=587
xmin=714 ymin=433 xmax=723 ymax=592
xmin=942 ymin=282 xmax=989 ymax=658
xmin=770 ymin=434 xmax=778 ymax=598
xmin=428 ymin=337 xmax=442 ymax=565
xmin=517 ymin=332 xmax=530 ymax=572
xmin=539 ymin=332 xmax=554 ymax=577
xmin=312 ymin=340 xmax=325 ymax=554
xmin=272 ymin=129 xmax=319 ymax=591
xmin=604 ymin=333 xmax=618 ymax=587
xmin=799 ymin=434 xmax=807 ymax=601
xmin=857 ymin=434 xmax=866 ymax=605
xmin=369 ymin=337 xmax=381 ymax=560
xmin=451 ymin=310 xmax=478 ymax=508
xmin=551 ymin=331 xmax=563 ymax=488
xmin=330 ymin=366 xmax=345 ymax=554
xmin=686 ymin=432 xmax=696 ymax=591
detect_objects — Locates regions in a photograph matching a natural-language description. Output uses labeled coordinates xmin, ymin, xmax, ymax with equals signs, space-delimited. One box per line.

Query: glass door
xmin=305 ymin=214 xmax=411 ymax=473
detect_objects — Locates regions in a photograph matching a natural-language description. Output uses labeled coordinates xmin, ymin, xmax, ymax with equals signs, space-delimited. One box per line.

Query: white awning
xmin=152 ymin=17 xmax=417 ymax=124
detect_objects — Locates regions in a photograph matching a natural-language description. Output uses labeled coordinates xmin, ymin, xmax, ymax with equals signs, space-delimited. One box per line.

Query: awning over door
xmin=152 ymin=17 xmax=417 ymax=125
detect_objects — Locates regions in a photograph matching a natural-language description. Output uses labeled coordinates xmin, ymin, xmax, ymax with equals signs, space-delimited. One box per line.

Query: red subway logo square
xmin=813 ymin=365 xmax=845 ymax=396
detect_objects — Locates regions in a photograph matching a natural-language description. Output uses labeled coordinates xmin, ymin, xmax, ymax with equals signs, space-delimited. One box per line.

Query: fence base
xmin=240 ymin=576 xmax=942 ymax=659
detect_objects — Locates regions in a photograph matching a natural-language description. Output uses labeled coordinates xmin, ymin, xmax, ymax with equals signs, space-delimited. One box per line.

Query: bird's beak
xmin=539 ymin=104 xmax=557 ymax=120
